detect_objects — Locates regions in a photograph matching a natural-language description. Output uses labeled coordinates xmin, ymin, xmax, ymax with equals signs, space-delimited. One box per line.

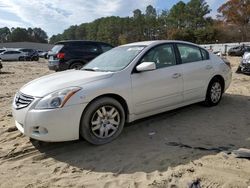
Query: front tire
xmin=80 ymin=97 xmax=125 ymax=145
xmin=205 ymin=78 xmax=223 ymax=106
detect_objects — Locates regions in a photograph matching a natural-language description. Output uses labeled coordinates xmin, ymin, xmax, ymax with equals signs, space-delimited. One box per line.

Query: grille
xmin=15 ymin=92 xmax=34 ymax=110
xmin=243 ymin=63 xmax=250 ymax=68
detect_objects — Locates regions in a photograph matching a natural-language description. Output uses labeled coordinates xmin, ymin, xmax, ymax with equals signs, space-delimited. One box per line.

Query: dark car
xmin=0 ymin=49 xmax=6 ymax=54
xmin=228 ymin=45 xmax=250 ymax=56
xmin=48 ymin=40 xmax=113 ymax=71
xmin=0 ymin=59 xmax=2 ymax=71
xmin=18 ymin=48 xmax=39 ymax=61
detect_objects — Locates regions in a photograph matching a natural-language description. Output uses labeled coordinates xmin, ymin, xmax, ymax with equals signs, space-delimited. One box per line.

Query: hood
xmin=20 ymin=70 xmax=113 ymax=97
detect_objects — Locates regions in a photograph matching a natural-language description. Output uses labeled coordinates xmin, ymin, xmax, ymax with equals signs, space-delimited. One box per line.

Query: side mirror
xmin=136 ymin=62 xmax=156 ymax=72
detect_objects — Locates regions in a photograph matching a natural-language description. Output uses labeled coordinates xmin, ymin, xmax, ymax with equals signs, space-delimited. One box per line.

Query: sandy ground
xmin=0 ymin=57 xmax=250 ymax=188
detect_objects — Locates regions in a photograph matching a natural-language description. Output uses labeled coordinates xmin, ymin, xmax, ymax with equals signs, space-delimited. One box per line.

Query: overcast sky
xmin=0 ymin=0 xmax=227 ymax=37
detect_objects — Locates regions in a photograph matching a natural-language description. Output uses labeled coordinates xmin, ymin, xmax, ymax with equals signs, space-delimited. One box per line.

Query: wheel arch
xmin=81 ymin=93 xmax=130 ymax=123
xmin=208 ymin=75 xmax=225 ymax=93
xmin=79 ymin=93 xmax=129 ymax=140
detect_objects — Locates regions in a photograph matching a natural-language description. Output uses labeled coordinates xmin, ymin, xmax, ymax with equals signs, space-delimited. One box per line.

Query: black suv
xmin=48 ymin=40 xmax=113 ymax=71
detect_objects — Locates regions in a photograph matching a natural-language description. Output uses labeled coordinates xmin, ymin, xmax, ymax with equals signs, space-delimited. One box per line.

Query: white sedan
xmin=12 ymin=40 xmax=232 ymax=145
xmin=0 ymin=50 xmax=26 ymax=61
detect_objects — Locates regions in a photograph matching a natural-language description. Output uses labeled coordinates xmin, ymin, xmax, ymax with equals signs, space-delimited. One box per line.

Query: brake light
xmin=57 ymin=53 xmax=65 ymax=59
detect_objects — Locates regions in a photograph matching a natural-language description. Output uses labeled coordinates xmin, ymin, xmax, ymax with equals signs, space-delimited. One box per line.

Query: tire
xmin=80 ymin=97 xmax=125 ymax=145
xmin=70 ymin=62 xmax=84 ymax=70
xmin=32 ymin=56 xmax=39 ymax=61
xmin=204 ymin=78 xmax=223 ymax=106
xmin=18 ymin=57 xmax=24 ymax=61
xmin=236 ymin=66 xmax=241 ymax=73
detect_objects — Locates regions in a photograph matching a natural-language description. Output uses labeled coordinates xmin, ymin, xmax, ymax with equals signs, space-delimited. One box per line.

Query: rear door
xmin=176 ymin=43 xmax=214 ymax=102
xmin=77 ymin=43 xmax=102 ymax=62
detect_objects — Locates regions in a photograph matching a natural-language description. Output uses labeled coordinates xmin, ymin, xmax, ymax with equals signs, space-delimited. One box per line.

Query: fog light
xmin=32 ymin=126 xmax=48 ymax=135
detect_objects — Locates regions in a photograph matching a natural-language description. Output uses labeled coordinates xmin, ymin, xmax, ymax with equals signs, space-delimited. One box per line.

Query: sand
xmin=0 ymin=57 xmax=250 ymax=188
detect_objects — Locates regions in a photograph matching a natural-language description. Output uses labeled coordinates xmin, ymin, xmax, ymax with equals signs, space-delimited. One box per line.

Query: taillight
xmin=57 ymin=53 xmax=65 ymax=59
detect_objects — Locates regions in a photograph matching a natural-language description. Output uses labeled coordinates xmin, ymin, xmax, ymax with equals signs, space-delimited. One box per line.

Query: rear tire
xmin=204 ymin=78 xmax=223 ymax=106
xmin=80 ymin=97 xmax=125 ymax=145
xmin=18 ymin=57 xmax=24 ymax=61
xmin=70 ymin=62 xmax=84 ymax=70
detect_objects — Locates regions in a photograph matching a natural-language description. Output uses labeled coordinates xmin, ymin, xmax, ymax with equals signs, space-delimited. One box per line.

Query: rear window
xmin=51 ymin=45 xmax=64 ymax=53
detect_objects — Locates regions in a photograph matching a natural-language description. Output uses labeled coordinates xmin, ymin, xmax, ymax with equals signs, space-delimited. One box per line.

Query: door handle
xmin=172 ymin=73 xmax=181 ymax=79
xmin=206 ymin=65 xmax=213 ymax=70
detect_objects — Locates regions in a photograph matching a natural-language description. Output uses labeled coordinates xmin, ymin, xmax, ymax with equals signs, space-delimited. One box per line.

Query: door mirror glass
xmin=136 ymin=62 xmax=156 ymax=72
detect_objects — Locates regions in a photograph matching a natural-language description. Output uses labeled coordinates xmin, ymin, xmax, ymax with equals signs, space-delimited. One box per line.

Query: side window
xmin=140 ymin=44 xmax=176 ymax=69
xmin=100 ymin=44 xmax=113 ymax=52
xmin=5 ymin=51 xmax=12 ymax=54
xmin=201 ymin=48 xmax=209 ymax=60
xmin=81 ymin=44 xmax=99 ymax=53
xmin=177 ymin=44 xmax=203 ymax=63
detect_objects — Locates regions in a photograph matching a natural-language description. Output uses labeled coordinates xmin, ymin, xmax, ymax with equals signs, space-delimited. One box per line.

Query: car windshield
xmin=82 ymin=46 xmax=145 ymax=72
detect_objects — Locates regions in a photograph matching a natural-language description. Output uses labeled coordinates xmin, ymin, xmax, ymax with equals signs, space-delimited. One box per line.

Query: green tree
xmin=9 ymin=27 xmax=30 ymax=42
xmin=0 ymin=27 xmax=11 ymax=42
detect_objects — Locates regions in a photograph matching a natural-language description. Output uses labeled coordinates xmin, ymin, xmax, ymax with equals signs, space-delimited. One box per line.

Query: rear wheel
xmin=18 ymin=57 xmax=24 ymax=61
xmin=70 ymin=62 xmax=84 ymax=70
xmin=205 ymin=78 xmax=223 ymax=106
xmin=80 ymin=97 xmax=125 ymax=145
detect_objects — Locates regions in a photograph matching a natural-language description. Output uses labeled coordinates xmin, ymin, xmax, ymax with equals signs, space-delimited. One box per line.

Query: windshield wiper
xmin=82 ymin=68 xmax=96 ymax=72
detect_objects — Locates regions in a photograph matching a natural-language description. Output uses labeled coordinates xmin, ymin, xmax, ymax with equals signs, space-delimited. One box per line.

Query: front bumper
xmin=12 ymin=100 xmax=88 ymax=142
xmin=239 ymin=62 xmax=250 ymax=74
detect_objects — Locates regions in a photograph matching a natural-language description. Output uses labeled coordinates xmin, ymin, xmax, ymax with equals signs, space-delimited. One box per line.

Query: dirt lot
xmin=0 ymin=57 xmax=250 ymax=188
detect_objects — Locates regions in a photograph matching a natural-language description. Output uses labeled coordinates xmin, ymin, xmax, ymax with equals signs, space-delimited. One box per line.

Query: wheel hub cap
xmin=91 ymin=106 xmax=120 ymax=139
xmin=210 ymin=82 xmax=222 ymax=103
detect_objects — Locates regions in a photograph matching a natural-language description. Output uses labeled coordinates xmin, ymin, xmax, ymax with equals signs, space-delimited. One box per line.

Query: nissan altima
xmin=12 ymin=40 xmax=232 ymax=145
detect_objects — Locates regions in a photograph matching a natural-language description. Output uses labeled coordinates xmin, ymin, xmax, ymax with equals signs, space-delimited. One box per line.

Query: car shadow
xmin=0 ymin=71 xmax=14 ymax=75
xmin=32 ymin=93 xmax=250 ymax=174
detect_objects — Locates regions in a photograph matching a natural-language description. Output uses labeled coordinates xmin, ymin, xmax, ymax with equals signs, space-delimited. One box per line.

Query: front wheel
xmin=205 ymin=78 xmax=223 ymax=106
xmin=80 ymin=97 xmax=125 ymax=145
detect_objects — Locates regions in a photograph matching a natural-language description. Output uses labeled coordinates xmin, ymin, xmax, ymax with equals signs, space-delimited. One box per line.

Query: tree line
xmin=49 ymin=0 xmax=250 ymax=45
xmin=0 ymin=27 xmax=48 ymax=43
xmin=0 ymin=0 xmax=249 ymax=45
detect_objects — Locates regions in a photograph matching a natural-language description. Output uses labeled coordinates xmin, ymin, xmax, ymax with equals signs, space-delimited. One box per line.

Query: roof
xmin=122 ymin=40 xmax=199 ymax=47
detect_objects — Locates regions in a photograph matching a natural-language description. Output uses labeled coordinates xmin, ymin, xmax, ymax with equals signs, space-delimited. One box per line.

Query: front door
xmin=131 ymin=44 xmax=183 ymax=115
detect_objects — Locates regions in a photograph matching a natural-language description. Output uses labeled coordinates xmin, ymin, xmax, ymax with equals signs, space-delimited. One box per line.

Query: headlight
xmin=35 ymin=87 xmax=81 ymax=109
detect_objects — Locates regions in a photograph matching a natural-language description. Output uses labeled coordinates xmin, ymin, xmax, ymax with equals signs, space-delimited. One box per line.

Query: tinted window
xmin=12 ymin=51 xmax=21 ymax=54
xmin=100 ymin=44 xmax=113 ymax=52
xmin=4 ymin=51 xmax=13 ymax=54
xmin=78 ymin=44 xmax=99 ymax=53
xmin=177 ymin=44 xmax=202 ymax=63
xmin=51 ymin=45 xmax=64 ymax=53
xmin=140 ymin=44 xmax=176 ymax=69
xmin=201 ymin=49 xmax=209 ymax=60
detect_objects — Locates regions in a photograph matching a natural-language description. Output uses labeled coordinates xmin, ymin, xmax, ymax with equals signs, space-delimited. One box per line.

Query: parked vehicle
xmin=0 ymin=50 xmax=26 ymax=61
xmin=18 ymin=48 xmax=39 ymax=61
xmin=236 ymin=52 xmax=250 ymax=74
xmin=12 ymin=40 xmax=232 ymax=145
xmin=0 ymin=49 xmax=6 ymax=54
xmin=0 ymin=59 xmax=2 ymax=71
xmin=228 ymin=45 xmax=250 ymax=56
xmin=38 ymin=50 xmax=48 ymax=59
xmin=48 ymin=40 xmax=113 ymax=71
